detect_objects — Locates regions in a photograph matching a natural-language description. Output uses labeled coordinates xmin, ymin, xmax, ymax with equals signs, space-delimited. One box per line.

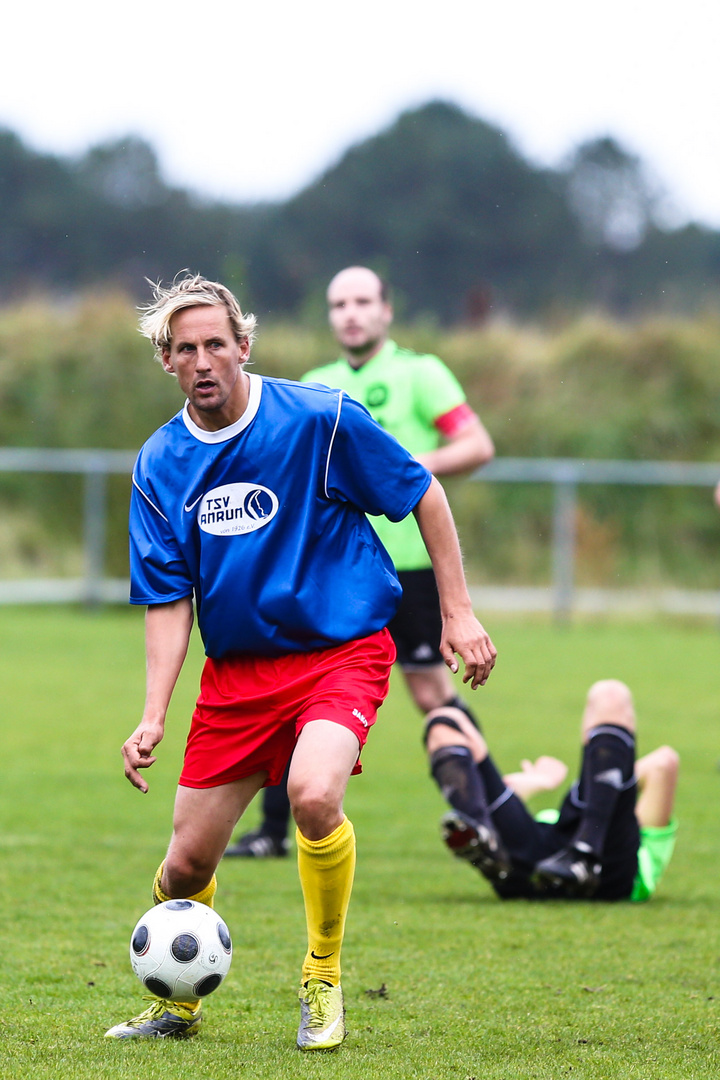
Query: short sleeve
xmin=324 ymin=393 xmax=431 ymax=521
xmin=129 ymin=473 xmax=193 ymax=605
xmin=412 ymin=355 xmax=468 ymax=428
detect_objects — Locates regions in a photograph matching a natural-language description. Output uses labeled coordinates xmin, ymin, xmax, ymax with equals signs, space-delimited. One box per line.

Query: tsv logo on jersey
xmin=196 ymin=483 xmax=279 ymax=536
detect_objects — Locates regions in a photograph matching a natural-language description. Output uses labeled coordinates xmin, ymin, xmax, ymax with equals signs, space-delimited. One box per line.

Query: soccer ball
xmin=129 ymin=899 xmax=232 ymax=1001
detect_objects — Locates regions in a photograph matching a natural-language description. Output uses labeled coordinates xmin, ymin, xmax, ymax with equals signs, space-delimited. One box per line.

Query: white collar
xmin=181 ymin=372 xmax=262 ymax=444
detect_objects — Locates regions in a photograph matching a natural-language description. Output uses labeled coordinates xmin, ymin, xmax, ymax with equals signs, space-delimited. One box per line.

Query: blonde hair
xmin=139 ymin=272 xmax=257 ymax=362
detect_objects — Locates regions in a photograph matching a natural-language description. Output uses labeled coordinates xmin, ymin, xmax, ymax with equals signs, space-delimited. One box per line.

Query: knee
xmin=164 ymin=849 xmax=215 ymax=897
xmin=413 ymin=682 xmax=447 ymax=714
xmin=649 ymin=745 xmax=680 ymax=783
xmin=583 ymin=679 xmax=636 ymax=736
xmin=424 ymin=707 xmax=487 ymax=759
xmin=405 ymin=666 xmax=454 ymax=715
xmin=289 ymin=777 xmax=341 ymax=839
xmin=587 ymin=679 xmax=633 ymax=710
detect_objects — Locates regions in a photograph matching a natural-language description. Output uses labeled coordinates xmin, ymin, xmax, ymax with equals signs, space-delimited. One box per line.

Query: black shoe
xmin=441 ymin=811 xmax=512 ymax=882
xmin=533 ymin=843 xmax=601 ymax=898
xmin=224 ymin=828 xmax=289 ymax=858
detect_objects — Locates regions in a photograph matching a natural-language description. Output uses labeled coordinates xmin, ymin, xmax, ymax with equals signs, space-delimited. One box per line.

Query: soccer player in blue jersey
xmin=428 ymin=679 xmax=678 ymax=902
xmin=104 ymin=273 xmax=497 ymax=1048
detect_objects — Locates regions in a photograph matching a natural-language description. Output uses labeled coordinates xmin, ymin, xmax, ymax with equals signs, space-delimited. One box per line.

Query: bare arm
xmin=121 ymin=597 xmax=194 ymax=793
xmin=413 ymin=476 xmax=496 ymax=688
xmin=634 ymin=746 xmax=679 ymax=828
xmin=416 ymin=416 xmax=495 ymax=477
xmin=714 ymin=480 xmax=720 ymax=511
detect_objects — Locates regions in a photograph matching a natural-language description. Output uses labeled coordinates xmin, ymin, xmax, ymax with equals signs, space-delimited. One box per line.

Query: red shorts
xmin=179 ymin=628 xmax=396 ymax=789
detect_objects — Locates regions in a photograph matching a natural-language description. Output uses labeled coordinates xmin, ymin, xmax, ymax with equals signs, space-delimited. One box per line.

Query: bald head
xmin=327 ymin=266 xmax=389 ymax=301
xmin=327 ymin=266 xmax=393 ymax=367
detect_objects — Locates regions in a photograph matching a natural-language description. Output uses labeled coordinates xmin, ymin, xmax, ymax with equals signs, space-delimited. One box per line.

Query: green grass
xmin=1 ymin=607 xmax=719 ymax=1078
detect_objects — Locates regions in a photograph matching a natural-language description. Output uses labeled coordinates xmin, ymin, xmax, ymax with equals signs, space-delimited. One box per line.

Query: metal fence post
xmin=83 ymin=463 xmax=107 ymax=607
xmin=552 ymin=474 xmax=578 ymax=622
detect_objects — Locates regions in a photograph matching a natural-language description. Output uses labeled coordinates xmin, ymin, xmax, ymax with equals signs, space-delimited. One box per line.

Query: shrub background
xmin=1 ymin=293 xmax=720 ymax=587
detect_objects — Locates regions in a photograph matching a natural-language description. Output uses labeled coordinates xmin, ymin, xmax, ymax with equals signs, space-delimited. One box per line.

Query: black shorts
xmin=478 ymin=747 xmax=640 ymax=901
xmin=387 ymin=568 xmax=444 ymax=669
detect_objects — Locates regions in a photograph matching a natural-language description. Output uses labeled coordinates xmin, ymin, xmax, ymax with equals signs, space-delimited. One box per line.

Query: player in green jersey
xmin=226 ymin=266 xmax=496 ymax=859
xmin=430 ymin=678 xmax=678 ymax=901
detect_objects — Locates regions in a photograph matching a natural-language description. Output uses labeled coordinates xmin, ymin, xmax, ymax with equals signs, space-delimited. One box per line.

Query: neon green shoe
xmin=104 ymin=998 xmax=202 ymax=1039
xmin=297 ymin=978 xmax=346 ymax=1050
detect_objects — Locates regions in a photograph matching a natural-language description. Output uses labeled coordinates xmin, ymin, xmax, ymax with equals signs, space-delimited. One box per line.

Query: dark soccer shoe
xmin=533 ymin=844 xmax=602 ymax=898
xmin=224 ymin=827 xmax=289 ymax=858
xmin=441 ymin=811 xmax=512 ymax=882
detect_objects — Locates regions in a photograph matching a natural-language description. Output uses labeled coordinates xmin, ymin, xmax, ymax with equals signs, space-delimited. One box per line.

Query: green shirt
xmin=302 ymin=340 xmax=467 ymax=570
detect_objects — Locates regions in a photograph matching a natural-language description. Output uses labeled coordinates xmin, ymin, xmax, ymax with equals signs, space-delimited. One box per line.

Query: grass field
xmin=2 ymin=606 xmax=719 ymax=1079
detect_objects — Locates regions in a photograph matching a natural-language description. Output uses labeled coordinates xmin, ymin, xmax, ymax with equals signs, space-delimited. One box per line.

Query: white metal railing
xmin=0 ymin=447 xmax=135 ymax=606
xmin=0 ymin=449 xmax=718 ymax=616
xmin=476 ymin=457 xmax=720 ymax=618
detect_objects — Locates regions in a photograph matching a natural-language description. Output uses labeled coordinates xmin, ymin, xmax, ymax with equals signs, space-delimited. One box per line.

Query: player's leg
xmin=224 ymin=759 xmax=292 ymax=859
xmin=288 ymin=719 xmax=359 ymax=1051
xmin=393 ymin=568 xmax=488 ymax=864
xmin=426 ymin=710 xmax=560 ymax=896
xmin=425 ymin=707 xmax=488 ymax=818
xmin=106 ymin=772 xmax=266 ymax=1040
xmin=289 ymin=718 xmax=357 ymax=839
xmin=163 ymin=774 xmax=267 ymax=896
xmin=630 ymin=746 xmax=680 ymax=900
xmin=575 ymin=679 xmax=637 ymax=854
xmin=425 ymin=708 xmax=511 ymax=880
xmin=404 ymin=662 xmax=458 ymax=713
xmin=579 ymin=678 xmax=636 ymax=742
xmin=288 ymin=627 xmax=394 ymax=1051
xmin=535 ymin=680 xmax=638 ymax=897
xmin=635 ymin=745 xmax=679 ymax=828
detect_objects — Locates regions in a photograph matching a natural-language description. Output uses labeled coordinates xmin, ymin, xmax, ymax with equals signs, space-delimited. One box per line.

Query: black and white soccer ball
xmin=129 ymin=899 xmax=232 ymax=1001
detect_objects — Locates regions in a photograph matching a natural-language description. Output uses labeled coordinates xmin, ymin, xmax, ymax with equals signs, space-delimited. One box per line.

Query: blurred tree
xmin=0 ymin=128 xmax=95 ymax=291
xmin=1 ymin=110 xmax=720 ymax=320
xmin=563 ymin=136 xmax=659 ymax=250
xmin=76 ymin=137 xmax=168 ymax=208
xmin=248 ymin=101 xmax=585 ymax=320
xmin=0 ymin=129 xmax=265 ymax=298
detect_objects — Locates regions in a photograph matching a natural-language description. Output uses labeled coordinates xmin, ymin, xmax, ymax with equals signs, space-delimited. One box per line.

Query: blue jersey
xmin=129 ymin=374 xmax=432 ymax=658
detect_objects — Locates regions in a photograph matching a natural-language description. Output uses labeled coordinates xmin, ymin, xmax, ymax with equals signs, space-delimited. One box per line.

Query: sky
xmin=3 ymin=0 xmax=720 ymax=228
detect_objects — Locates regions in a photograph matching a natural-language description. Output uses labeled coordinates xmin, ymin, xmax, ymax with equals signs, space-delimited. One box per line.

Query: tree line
xmin=1 ymin=100 xmax=719 ymax=322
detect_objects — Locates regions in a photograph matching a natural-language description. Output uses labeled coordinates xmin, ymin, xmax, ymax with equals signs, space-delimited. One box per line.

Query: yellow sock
xmin=296 ymin=816 xmax=356 ymax=987
xmin=150 ymin=861 xmax=217 ymax=1009
xmin=151 ymin=862 xmax=171 ymax=906
xmin=151 ymin=861 xmax=217 ymax=909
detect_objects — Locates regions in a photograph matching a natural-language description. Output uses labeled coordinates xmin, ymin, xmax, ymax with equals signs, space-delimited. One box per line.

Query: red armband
xmin=434 ymin=402 xmax=477 ymax=438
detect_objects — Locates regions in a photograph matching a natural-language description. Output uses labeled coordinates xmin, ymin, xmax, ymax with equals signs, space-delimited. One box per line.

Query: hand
xmin=520 ymin=756 xmax=568 ymax=792
xmin=121 ymin=717 xmax=165 ymax=793
xmin=441 ymin=612 xmax=497 ymax=689
xmin=714 ymin=481 xmax=720 ymax=511
xmin=503 ymin=755 xmax=569 ymax=801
